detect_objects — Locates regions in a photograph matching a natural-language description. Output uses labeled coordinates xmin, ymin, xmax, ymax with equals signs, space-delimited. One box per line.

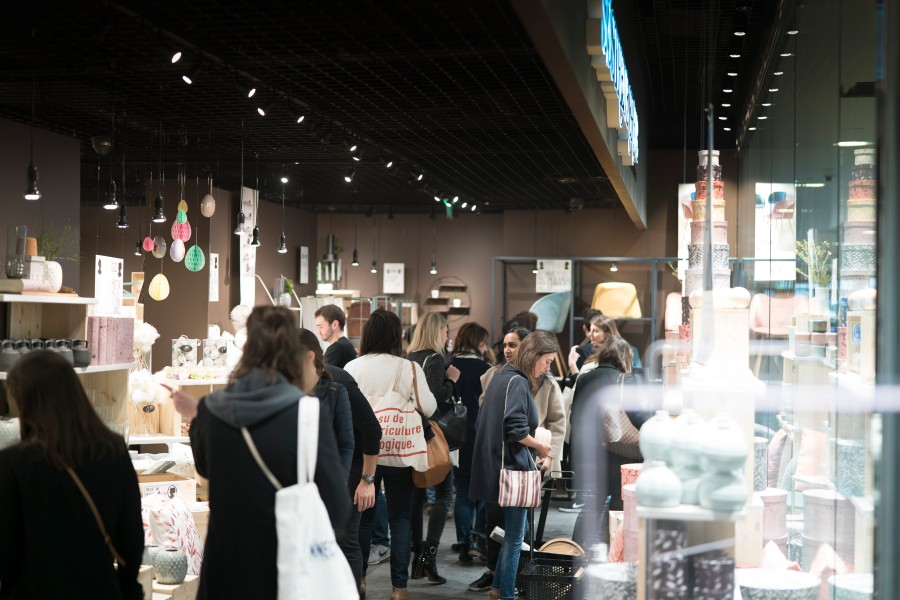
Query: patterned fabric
xmin=141 ymin=494 xmax=204 ymax=575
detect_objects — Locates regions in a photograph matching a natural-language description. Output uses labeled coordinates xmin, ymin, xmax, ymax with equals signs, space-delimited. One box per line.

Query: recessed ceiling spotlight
xmin=769 ymin=88 xmax=779 ymax=92
xmin=734 ymin=31 xmax=746 ymax=37
xmin=724 ymin=127 xmax=732 ymax=131
xmin=780 ymin=53 xmax=793 ymax=57
xmin=722 ymin=103 xmax=731 ymax=107
xmin=723 ymin=88 xmax=733 ymax=93
xmin=281 ymin=176 xmax=288 ymax=183
xmin=344 ymin=166 xmax=356 ymax=183
xmin=728 ymin=72 xmax=738 ymax=77
xmin=730 ymin=53 xmax=741 ymax=58
xmin=762 ymin=102 xmax=772 ymax=107
xmin=171 ymin=51 xmax=182 ymax=64
xmin=774 ymin=71 xmax=784 ymax=76
xmin=718 ymin=116 xmax=727 ymax=121
xmin=787 ymin=30 xmax=799 ymax=35
xmin=758 ymin=116 xmax=768 ymax=120
xmin=749 ymin=126 xmax=758 ymax=131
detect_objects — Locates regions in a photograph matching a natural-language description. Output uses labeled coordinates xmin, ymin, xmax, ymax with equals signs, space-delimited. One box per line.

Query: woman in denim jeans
xmin=469 ymin=332 xmax=556 ymax=600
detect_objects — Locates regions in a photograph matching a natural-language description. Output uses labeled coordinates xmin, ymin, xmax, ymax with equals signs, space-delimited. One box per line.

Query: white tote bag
xmin=369 ymin=360 xmax=429 ymax=472
xmin=242 ymin=396 xmax=358 ymax=600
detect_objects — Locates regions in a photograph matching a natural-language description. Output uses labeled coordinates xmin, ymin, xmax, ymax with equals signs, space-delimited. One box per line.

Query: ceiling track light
xmin=250 ymin=225 xmax=261 ymax=246
xmin=181 ymin=64 xmax=201 ymax=85
xmin=344 ymin=166 xmax=356 ymax=184
xmin=532 ymin=261 xmax=539 ymax=274
xmin=610 ymin=262 xmax=619 ymax=272
xmin=233 ymin=211 xmax=245 ymax=235
xmin=170 ymin=50 xmax=182 ymax=64
xmin=382 ymin=155 xmax=394 ymax=169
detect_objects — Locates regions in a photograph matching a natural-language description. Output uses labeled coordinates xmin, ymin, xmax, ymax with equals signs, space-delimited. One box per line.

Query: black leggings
xmin=411 ymin=469 xmax=454 ymax=546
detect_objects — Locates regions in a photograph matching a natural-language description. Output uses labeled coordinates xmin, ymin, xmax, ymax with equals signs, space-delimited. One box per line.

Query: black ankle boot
xmin=458 ymin=540 xmax=472 ymax=562
xmin=422 ymin=543 xmax=447 ymax=585
xmin=410 ymin=542 xmax=424 ymax=580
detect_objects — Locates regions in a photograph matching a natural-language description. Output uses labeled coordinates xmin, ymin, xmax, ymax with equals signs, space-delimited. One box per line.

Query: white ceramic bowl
xmin=736 ymin=568 xmax=820 ymax=600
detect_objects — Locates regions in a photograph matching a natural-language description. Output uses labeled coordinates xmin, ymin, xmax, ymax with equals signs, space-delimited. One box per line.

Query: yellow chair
xmin=591 ymin=282 xmax=642 ymax=318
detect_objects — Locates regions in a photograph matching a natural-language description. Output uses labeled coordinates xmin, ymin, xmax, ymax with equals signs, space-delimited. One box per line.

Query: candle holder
xmin=5 ymin=225 xmax=28 ymax=278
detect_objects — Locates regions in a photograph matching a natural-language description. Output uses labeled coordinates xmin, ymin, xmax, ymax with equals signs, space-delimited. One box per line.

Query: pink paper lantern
xmin=142 ymin=236 xmax=154 ymax=252
xmin=171 ymin=219 xmax=192 ymax=242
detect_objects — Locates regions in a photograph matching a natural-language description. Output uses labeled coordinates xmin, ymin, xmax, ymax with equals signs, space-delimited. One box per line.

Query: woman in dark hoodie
xmin=189 ymin=306 xmax=351 ymax=600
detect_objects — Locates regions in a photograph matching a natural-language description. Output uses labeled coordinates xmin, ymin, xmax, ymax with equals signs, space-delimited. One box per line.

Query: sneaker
xmin=489 ymin=527 xmax=530 ymax=551
xmin=558 ymin=500 xmax=585 ymax=513
xmin=369 ymin=543 xmax=391 ymax=565
xmin=468 ymin=570 xmax=494 ymax=592
xmin=467 ymin=536 xmax=487 ymax=561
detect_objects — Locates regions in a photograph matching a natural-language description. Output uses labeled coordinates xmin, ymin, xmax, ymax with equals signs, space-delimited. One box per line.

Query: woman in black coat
xmin=0 ymin=350 xmax=144 ymax=599
xmin=189 ymin=306 xmax=351 ymax=600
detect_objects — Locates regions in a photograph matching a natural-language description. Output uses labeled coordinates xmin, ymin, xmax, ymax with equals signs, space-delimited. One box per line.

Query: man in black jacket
xmin=316 ymin=304 xmax=357 ymax=368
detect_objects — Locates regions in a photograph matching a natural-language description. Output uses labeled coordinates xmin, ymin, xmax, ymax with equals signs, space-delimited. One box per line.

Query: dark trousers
xmin=484 ymin=501 xmax=505 ymax=571
xmin=411 ymin=469 xmax=453 ymax=546
xmin=337 ymin=507 xmax=363 ymax=588
xmin=358 ymin=465 xmax=416 ymax=589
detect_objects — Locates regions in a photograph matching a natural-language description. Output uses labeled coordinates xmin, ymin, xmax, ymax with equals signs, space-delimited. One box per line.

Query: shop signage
xmin=586 ymin=0 xmax=640 ymax=165
xmin=535 ymin=259 xmax=572 ymax=293
xmin=383 ymin=262 xmax=405 ymax=294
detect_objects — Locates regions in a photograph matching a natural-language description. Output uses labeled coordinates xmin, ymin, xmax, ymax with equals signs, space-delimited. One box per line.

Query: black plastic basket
xmin=518 ymin=554 xmax=582 ymax=600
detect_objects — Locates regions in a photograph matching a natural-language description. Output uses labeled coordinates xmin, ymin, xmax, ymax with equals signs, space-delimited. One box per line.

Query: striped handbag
xmin=497 ymin=377 xmax=543 ymax=508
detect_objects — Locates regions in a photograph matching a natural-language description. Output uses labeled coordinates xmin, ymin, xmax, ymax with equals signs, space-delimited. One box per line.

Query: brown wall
xmin=1 ymin=119 xmax=82 ymax=290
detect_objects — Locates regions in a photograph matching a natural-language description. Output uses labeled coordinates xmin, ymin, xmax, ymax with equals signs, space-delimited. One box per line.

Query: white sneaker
xmin=489 ymin=526 xmax=530 ymax=551
xmin=369 ymin=543 xmax=391 ymax=565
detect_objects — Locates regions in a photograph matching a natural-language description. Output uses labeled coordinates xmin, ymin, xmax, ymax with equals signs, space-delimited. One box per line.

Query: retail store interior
xmin=0 ymin=0 xmax=897 ymax=598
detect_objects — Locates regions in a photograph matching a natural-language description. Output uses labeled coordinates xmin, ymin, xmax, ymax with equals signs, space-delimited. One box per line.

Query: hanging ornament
xmin=171 ymin=218 xmax=192 ymax=242
xmin=176 ymin=209 xmax=188 ymax=224
xmin=201 ymin=193 xmax=216 ymax=217
xmin=169 ymin=239 xmax=186 ymax=262
xmin=142 ymin=236 xmax=154 ymax=252
xmin=185 ymin=245 xmax=206 ymax=272
xmin=177 ymin=199 xmax=189 ymax=213
xmin=152 ymin=235 xmax=167 ymax=259
xmin=148 ymin=273 xmax=170 ymax=301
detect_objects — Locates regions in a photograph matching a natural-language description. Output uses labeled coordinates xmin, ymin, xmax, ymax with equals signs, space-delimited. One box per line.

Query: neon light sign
xmin=586 ymin=0 xmax=640 ymax=165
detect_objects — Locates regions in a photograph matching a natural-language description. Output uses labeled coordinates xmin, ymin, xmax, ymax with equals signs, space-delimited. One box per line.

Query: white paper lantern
xmin=169 ymin=239 xmax=185 ymax=262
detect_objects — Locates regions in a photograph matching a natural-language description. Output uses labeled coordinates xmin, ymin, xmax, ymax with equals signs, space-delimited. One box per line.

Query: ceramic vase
xmin=639 ymin=410 xmax=676 ymax=464
xmin=44 ymin=260 xmax=63 ymax=293
xmin=698 ymin=413 xmax=748 ymax=511
xmin=670 ymin=409 xmax=707 ymax=504
xmin=278 ymin=292 xmax=292 ymax=307
xmin=636 ymin=460 xmax=682 ymax=508
xmin=153 ymin=546 xmax=188 ymax=584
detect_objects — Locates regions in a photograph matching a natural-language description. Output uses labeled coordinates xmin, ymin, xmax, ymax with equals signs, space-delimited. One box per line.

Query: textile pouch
xmin=370 ymin=360 xmax=429 ymax=471
xmin=411 ymin=362 xmax=451 ymax=487
xmin=603 ymin=373 xmax=642 ymax=460
xmin=496 ymin=377 xmax=542 ymax=508
xmin=242 ymin=396 xmax=358 ymax=600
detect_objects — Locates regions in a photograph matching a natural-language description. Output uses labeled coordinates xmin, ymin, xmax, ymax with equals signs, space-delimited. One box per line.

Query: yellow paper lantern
xmin=177 ymin=199 xmax=189 ymax=212
xmin=148 ymin=273 xmax=170 ymax=301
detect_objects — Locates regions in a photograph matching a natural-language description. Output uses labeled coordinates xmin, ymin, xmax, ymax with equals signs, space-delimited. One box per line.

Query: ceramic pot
xmin=142 ymin=545 xmax=160 ymax=566
xmin=153 ymin=546 xmax=188 ymax=584
xmin=670 ymin=409 xmax=707 ymax=504
xmin=639 ymin=410 xmax=676 ymax=464
xmin=698 ymin=468 xmax=746 ymax=511
xmin=0 ymin=417 xmax=21 ymax=449
xmin=829 ymin=573 xmax=873 ymax=600
xmin=701 ymin=413 xmax=747 ymax=472
xmin=0 ymin=340 xmax=19 ymax=371
xmin=44 ymin=260 xmax=63 ymax=293
xmin=635 ymin=460 xmax=682 ymax=508
xmin=736 ymin=568 xmax=819 ymax=600
xmin=73 ymin=339 xmax=91 ymax=368
xmin=15 ymin=339 xmax=31 ymax=355
xmin=55 ymin=339 xmax=75 ymax=365
xmin=278 ymin=292 xmax=292 ymax=307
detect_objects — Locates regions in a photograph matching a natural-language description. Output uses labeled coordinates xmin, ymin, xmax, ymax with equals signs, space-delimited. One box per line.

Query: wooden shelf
xmin=425 ymin=297 xmax=450 ymax=305
xmin=0 ymin=361 xmax=135 ymax=380
xmin=637 ymin=504 xmax=745 ymax=522
xmin=0 ymin=293 xmax=96 ymax=305
xmin=131 ymin=434 xmax=190 ymax=445
xmin=448 ymin=306 xmax=470 ymax=315
xmin=438 ymin=284 xmax=467 ymax=292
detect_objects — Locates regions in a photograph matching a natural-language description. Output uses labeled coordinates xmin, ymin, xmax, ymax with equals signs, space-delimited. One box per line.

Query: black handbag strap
xmin=67 ymin=467 xmax=126 ymax=567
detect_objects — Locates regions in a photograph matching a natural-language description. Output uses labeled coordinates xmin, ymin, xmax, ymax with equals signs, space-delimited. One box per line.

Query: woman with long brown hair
xmin=470 ymin=331 xmax=556 ymax=600
xmin=190 ymin=306 xmax=350 ymax=599
xmin=0 ymin=350 xmax=144 ymax=599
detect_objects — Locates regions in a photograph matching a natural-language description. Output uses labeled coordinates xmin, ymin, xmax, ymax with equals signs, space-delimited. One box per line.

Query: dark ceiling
xmin=0 ymin=0 xmax=775 ymax=214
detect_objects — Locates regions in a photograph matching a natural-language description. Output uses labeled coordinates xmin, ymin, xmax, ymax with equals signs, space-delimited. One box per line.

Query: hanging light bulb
xmin=532 ymin=261 xmax=539 ymax=274
xmin=24 ymin=62 xmax=40 ymax=201
xmin=134 ymin=238 xmax=143 ymax=256
xmin=250 ymin=225 xmax=261 ymax=246
xmin=351 ymin=248 xmax=359 ymax=266
xmin=278 ymin=233 xmax=287 ymax=254
xmin=370 ymin=260 xmax=377 ymax=274
xmin=152 ymin=194 xmax=166 ymax=223
xmin=277 ymin=175 xmax=287 ymax=254
xmin=24 ymin=164 xmax=40 ymax=201
xmin=430 ymin=256 xmax=437 ymax=275
xmin=610 ymin=262 xmax=619 ymax=272
xmin=116 ymin=204 xmax=128 ymax=228
xmin=234 ymin=211 xmax=245 ymax=235
xmin=104 ymin=179 xmax=119 ymax=210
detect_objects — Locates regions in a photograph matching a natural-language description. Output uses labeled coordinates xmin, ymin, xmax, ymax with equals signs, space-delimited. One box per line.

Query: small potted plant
xmin=795 ymin=239 xmax=832 ymax=314
xmin=36 ymin=221 xmax=82 ymax=292
xmin=279 ymin=277 xmax=294 ymax=307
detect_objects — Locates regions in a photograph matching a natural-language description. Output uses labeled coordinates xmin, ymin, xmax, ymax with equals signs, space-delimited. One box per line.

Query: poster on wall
xmin=239 ymin=186 xmax=257 ymax=306
xmin=94 ymin=255 xmax=123 ymax=315
xmin=209 ymin=253 xmax=219 ymax=302
xmin=535 ymin=259 xmax=572 ymax=293
xmin=676 ymin=183 xmax=693 ymax=292
xmin=299 ymin=246 xmax=309 ymax=284
xmin=383 ymin=263 xmax=405 ymax=294
xmin=754 ymin=183 xmax=797 ymax=281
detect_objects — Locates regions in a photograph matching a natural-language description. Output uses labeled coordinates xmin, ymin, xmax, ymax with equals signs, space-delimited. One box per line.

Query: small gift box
xmin=202 ymin=338 xmax=229 ymax=368
xmin=171 ymin=336 xmax=199 ymax=367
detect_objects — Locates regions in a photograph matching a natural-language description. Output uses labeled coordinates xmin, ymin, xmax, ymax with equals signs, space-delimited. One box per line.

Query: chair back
xmin=591 ymin=282 xmax=642 ymax=318
xmin=528 ymin=291 xmax=571 ymax=334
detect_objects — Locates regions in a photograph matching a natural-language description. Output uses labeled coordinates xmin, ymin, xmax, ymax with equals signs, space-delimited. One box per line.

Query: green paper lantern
xmin=185 ymin=245 xmax=206 ymax=272
xmin=176 ymin=209 xmax=188 ymax=224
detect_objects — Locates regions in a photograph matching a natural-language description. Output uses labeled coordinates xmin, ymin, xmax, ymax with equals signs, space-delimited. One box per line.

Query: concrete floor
xmin=363 ymin=495 xmax=580 ymax=600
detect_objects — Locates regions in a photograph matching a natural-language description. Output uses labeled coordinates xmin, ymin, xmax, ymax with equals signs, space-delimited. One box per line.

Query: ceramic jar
xmin=698 ymin=413 xmax=748 ymax=511
xmin=639 ymin=410 xmax=677 ymax=464
xmin=72 ymin=339 xmax=91 ymax=368
xmin=55 ymin=339 xmax=75 ymax=365
xmin=0 ymin=340 xmax=19 ymax=371
xmin=669 ymin=409 xmax=707 ymax=504
xmin=43 ymin=260 xmax=63 ymax=293
xmin=152 ymin=546 xmax=188 ymax=584
xmin=636 ymin=460 xmax=682 ymax=508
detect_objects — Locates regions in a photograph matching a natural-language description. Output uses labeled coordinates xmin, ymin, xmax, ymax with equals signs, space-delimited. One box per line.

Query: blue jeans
xmin=453 ymin=470 xmax=485 ymax=544
xmin=491 ymin=505 xmax=528 ymax=600
xmin=358 ymin=466 xmax=416 ymax=589
xmin=372 ymin=485 xmax=389 ymax=546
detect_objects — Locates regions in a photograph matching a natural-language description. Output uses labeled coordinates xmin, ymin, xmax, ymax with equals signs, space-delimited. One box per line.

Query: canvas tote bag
xmin=369 ymin=360 xmax=429 ymax=471
xmin=242 ymin=396 xmax=358 ymax=600
xmin=497 ymin=376 xmax=543 ymax=508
